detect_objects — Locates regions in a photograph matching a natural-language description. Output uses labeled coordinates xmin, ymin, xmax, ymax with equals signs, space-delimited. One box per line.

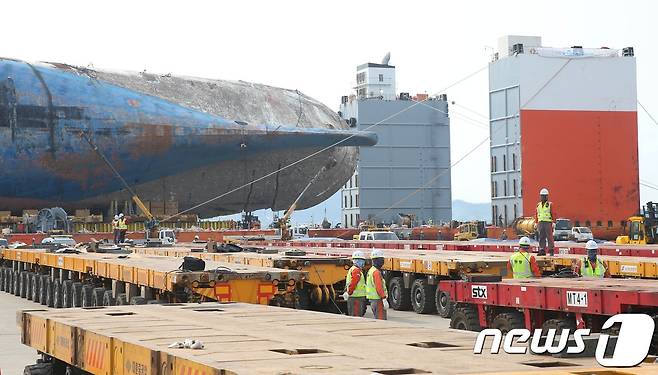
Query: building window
xmin=491 ymin=156 xmax=497 ymax=172
xmin=350 ymin=195 xmax=353 ymax=208
xmin=493 ymin=181 xmax=498 ymax=197
xmin=503 ymin=180 xmax=507 ymax=196
xmin=356 ymin=214 xmax=360 ymax=223
xmin=596 ymin=220 xmax=602 ymax=227
xmin=608 ymin=220 xmax=613 ymax=228
xmin=512 ymin=154 xmax=517 ymax=170
xmin=492 ymin=205 xmax=498 ymax=225
xmin=350 ymin=214 xmax=354 ymax=227
xmin=355 ymin=174 xmax=358 ymax=188
xmin=355 ymin=194 xmax=359 ymax=207
xmin=503 ymin=155 xmax=507 ymax=171
xmin=513 ymin=179 xmax=517 ymax=196
xmin=349 ymin=178 xmax=352 ymax=189
xmin=585 ymin=220 xmax=591 ymax=227
xmin=378 ymin=74 xmax=384 ymax=82
xmin=513 ymin=204 xmax=518 ymax=219
xmin=504 ymin=205 xmax=508 ymax=226
xmin=356 ymin=72 xmax=366 ymax=84
xmin=344 ymin=196 xmax=347 ymax=208
xmin=357 ymin=88 xmax=366 ymax=97
xmin=344 ymin=215 xmax=348 ymax=226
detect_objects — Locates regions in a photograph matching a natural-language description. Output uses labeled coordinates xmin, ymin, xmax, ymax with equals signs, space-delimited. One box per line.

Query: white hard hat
xmin=114 ymin=215 xmax=119 ymax=220
xmin=519 ymin=236 xmax=531 ymax=247
xmin=119 ymin=213 xmax=124 ymax=217
xmin=352 ymin=250 xmax=365 ymax=260
xmin=540 ymin=188 xmax=549 ymax=195
xmin=585 ymin=240 xmax=598 ymax=251
xmin=370 ymin=249 xmax=385 ymax=259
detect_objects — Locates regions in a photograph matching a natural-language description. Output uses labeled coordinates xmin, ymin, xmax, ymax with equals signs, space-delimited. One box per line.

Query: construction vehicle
xmin=616 ymin=202 xmax=658 ymax=245
xmin=453 ymin=221 xmax=486 ymax=241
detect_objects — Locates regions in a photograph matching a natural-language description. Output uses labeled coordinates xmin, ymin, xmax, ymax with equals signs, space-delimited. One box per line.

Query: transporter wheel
xmin=435 ymin=289 xmax=454 ymax=318
xmin=31 ymin=273 xmax=41 ymax=303
xmin=388 ymin=277 xmax=412 ymax=311
xmin=411 ymin=279 xmax=436 ymax=314
xmin=450 ymin=305 xmax=482 ymax=331
xmin=23 ymin=362 xmax=53 ymax=375
xmin=21 ymin=272 xmax=31 ymax=298
xmin=130 ymin=296 xmax=146 ymax=305
xmin=81 ymin=285 xmax=94 ymax=307
xmin=71 ymin=282 xmax=83 ymax=307
xmin=61 ymin=280 xmax=74 ymax=308
xmin=295 ymin=285 xmax=311 ymax=310
xmin=492 ymin=311 xmax=525 ymax=334
xmin=45 ymin=278 xmax=54 ymax=308
xmin=14 ymin=270 xmax=22 ymax=296
xmin=39 ymin=275 xmax=49 ymax=306
xmin=52 ymin=279 xmax=63 ymax=308
xmin=116 ymin=293 xmax=128 ymax=306
xmin=102 ymin=290 xmax=116 ymax=306
xmin=91 ymin=287 xmax=106 ymax=307
xmin=25 ymin=273 xmax=34 ymax=300
xmin=0 ymin=267 xmax=5 ymax=291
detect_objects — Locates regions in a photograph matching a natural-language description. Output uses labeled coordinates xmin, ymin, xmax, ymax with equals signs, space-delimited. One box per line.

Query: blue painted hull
xmin=0 ymin=59 xmax=376 ymax=216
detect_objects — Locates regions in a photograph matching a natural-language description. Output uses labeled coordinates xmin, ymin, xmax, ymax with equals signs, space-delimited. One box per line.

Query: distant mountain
xmin=451 ymin=200 xmax=490 ymax=222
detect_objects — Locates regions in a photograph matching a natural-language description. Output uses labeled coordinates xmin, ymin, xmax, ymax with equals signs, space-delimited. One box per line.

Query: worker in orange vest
xmin=366 ymin=249 xmax=389 ymax=320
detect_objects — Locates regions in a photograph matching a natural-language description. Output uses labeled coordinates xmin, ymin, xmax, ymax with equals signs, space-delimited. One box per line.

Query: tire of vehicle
xmin=0 ymin=267 xmax=5 ymax=292
xmin=295 ymin=286 xmax=311 ymax=310
xmin=491 ymin=311 xmax=525 ymax=334
xmin=130 ymin=296 xmax=146 ymax=305
xmin=39 ymin=275 xmax=49 ymax=306
xmin=62 ymin=280 xmax=74 ymax=308
xmin=91 ymin=287 xmax=106 ymax=307
xmin=435 ymin=289 xmax=454 ymax=318
xmin=411 ymin=279 xmax=436 ymax=314
xmin=22 ymin=272 xmax=32 ymax=298
xmin=25 ymin=272 xmax=34 ymax=300
xmin=81 ymin=285 xmax=94 ymax=307
xmin=388 ymin=276 xmax=412 ymax=311
xmin=102 ymin=290 xmax=116 ymax=306
xmin=45 ymin=278 xmax=54 ymax=308
xmin=52 ymin=279 xmax=63 ymax=308
xmin=71 ymin=282 xmax=83 ymax=307
xmin=450 ymin=305 xmax=482 ymax=331
xmin=19 ymin=271 xmax=28 ymax=297
xmin=23 ymin=362 xmax=54 ymax=375
xmin=14 ymin=270 xmax=23 ymax=296
xmin=537 ymin=318 xmax=576 ymax=348
xmin=31 ymin=273 xmax=41 ymax=303
xmin=116 ymin=293 xmax=128 ymax=306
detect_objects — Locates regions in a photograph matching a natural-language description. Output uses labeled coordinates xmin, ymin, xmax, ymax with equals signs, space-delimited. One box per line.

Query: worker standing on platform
xmin=342 ymin=250 xmax=367 ymax=317
xmin=112 ymin=215 xmax=120 ymax=245
xmin=366 ymin=249 xmax=388 ymax=320
xmin=118 ymin=213 xmax=128 ymax=244
xmin=573 ymin=240 xmax=609 ymax=278
xmin=508 ymin=237 xmax=541 ymax=279
xmin=536 ymin=188 xmax=555 ymax=256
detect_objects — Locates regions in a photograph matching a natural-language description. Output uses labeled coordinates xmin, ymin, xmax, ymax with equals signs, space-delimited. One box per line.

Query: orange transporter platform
xmin=0 ymin=247 xmax=304 ymax=308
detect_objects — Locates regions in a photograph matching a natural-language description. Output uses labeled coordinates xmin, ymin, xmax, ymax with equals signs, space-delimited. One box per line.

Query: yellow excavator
xmin=616 ymin=202 xmax=658 ymax=245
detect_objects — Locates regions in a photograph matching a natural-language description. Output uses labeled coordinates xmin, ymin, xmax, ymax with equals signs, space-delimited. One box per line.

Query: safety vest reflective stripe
xmin=581 ymin=257 xmax=605 ymax=278
xmin=118 ymin=219 xmax=128 ymax=230
xmin=366 ymin=267 xmax=388 ymax=300
xmin=345 ymin=266 xmax=366 ymax=297
xmin=510 ymin=251 xmax=532 ymax=279
xmin=537 ymin=202 xmax=552 ymax=222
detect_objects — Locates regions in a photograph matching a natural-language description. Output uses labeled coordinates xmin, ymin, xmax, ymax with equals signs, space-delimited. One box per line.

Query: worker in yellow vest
xmin=573 ymin=240 xmax=608 ymax=278
xmin=366 ymin=249 xmax=388 ymax=320
xmin=507 ymin=237 xmax=541 ymax=279
xmin=342 ymin=250 xmax=367 ymax=317
xmin=111 ymin=215 xmax=120 ymax=245
xmin=118 ymin=213 xmax=128 ymax=243
xmin=536 ymin=188 xmax=555 ymax=256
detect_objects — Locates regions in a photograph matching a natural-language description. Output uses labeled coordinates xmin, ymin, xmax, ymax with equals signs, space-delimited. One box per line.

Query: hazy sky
xmin=4 ymin=1 xmax=657 ymax=224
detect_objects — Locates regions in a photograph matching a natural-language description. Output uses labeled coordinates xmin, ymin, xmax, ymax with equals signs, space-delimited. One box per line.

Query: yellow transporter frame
xmin=19 ymin=303 xmax=658 ymax=375
xmin=1 ymin=248 xmax=305 ymax=307
xmin=133 ymin=247 xmax=352 ymax=310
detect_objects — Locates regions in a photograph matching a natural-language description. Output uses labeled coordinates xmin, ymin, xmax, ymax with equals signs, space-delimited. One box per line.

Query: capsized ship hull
xmin=0 ymin=58 xmax=376 ymax=217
